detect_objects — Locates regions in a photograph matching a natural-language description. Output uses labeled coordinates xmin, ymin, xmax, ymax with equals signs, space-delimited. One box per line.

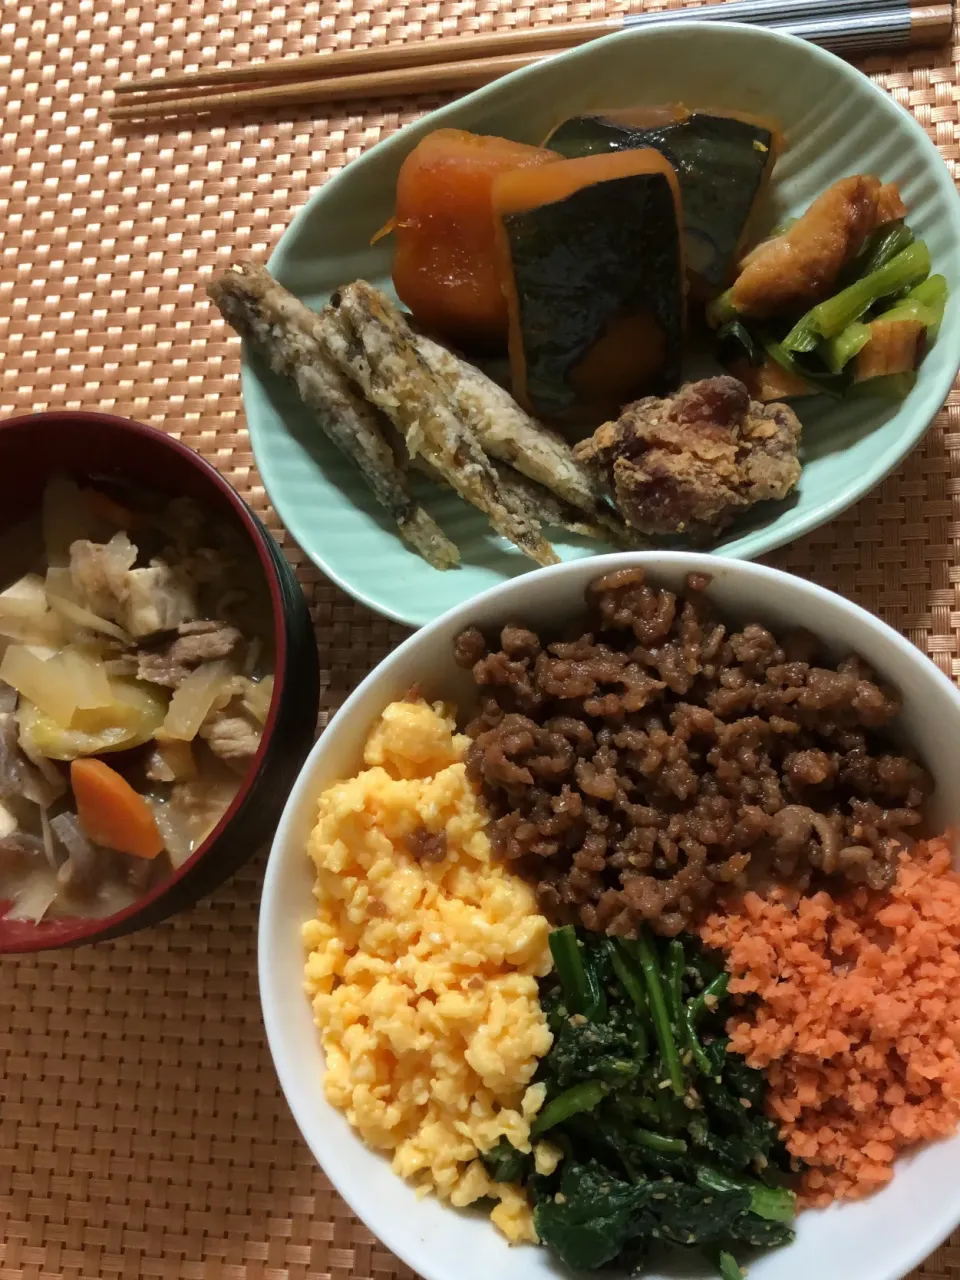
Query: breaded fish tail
xmin=411 ymin=332 xmax=600 ymax=514
xmin=207 ymin=263 xmax=459 ymax=571
xmin=489 ymin=463 xmax=648 ymax=548
xmin=321 ymin=282 xmax=558 ymax=567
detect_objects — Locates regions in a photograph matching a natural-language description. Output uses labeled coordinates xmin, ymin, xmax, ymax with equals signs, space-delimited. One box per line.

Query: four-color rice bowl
xmin=259 ymin=551 xmax=960 ymax=1280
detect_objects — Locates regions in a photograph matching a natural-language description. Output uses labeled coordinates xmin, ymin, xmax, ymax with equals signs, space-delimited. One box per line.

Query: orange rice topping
xmin=700 ymin=837 xmax=960 ymax=1206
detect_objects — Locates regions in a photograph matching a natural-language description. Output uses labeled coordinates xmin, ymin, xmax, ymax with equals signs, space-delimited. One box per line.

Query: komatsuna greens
xmin=482 ymin=926 xmax=797 ymax=1277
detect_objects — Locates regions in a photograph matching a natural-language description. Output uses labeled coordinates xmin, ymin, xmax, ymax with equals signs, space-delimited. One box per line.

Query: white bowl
xmin=259 ymin=553 xmax=960 ymax=1280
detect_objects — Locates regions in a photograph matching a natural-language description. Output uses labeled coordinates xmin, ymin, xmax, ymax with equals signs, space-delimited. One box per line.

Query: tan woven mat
xmin=1 ymin=0 xmax=959 ymax=1275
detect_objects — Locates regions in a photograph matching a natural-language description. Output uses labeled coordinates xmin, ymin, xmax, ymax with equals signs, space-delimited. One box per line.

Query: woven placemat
xmin=1 ymin=1 xmax=959 ymax=1277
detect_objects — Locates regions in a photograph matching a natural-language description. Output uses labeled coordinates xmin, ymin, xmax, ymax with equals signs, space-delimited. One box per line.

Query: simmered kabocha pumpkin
xmin=390 ymin=129 xmax=560 ymax=350
xmin=492 ymin=148 xmax=685 ymax=428
xmin=547 ymin=107 xmax=780 ymax=294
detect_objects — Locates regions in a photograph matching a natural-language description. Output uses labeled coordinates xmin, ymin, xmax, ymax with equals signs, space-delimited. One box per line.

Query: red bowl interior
xmin=0 ymin=410 xmax=289 ymax=951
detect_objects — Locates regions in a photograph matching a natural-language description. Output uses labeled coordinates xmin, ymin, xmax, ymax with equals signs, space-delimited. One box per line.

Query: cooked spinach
xmin=481 ymin=1136 xmax=532 ymax=1184
xmin=532 ymin=1159 xmax=651 ymax=1271
xmin=483 ymin=928 xmax=797 ymax=1279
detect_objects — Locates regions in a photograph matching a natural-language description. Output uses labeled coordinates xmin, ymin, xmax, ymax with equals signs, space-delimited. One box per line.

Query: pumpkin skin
xmin=547 ymin=108 xmax=780 ymax=295
xmin=493 ymin=149 xmax=685 ymax=429
xmin=391 ymin=129 xmax=560 ymax=350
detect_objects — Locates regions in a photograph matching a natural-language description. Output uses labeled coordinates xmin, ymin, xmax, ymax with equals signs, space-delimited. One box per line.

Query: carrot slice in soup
xmin=71 ymin=758 xmax=164 ymax=859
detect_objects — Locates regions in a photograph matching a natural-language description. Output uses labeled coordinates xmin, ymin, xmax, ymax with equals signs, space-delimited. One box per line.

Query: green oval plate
xmin=243 ymin=21 xmax=960 ymax=627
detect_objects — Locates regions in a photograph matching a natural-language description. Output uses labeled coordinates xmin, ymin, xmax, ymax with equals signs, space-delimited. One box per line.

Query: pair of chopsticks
xmin=110 ymin=0 xmax=955 ymax=122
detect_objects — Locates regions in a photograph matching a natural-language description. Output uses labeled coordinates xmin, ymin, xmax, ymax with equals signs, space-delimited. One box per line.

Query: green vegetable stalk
xmin=688 ymin=973 xmax=730 ymax=1025
xmin=549 ymin=924 xmax=606 ymax=1021
xmin=715 ymin=1250 xmax=744 ymax=1280
xmin=706 ymin=288 xmax=741 ymax=329
xmin=822 ymin=322 xmax=872 ymax=374
xmin=880 ymin=273 xmax=948 ymax=336
xmin=695 ymin=1165 xmax=797 ymax=1224
xmin=684 ymin=973 xmax=729 ymax=1076
xmin=665 ymin=939 xmax=686 ymax=1027
xmin=622 ymin=932 xmax=685 ymax=1096
xmin=532 ymin=1080 xmax=607 ymax=1137
xmin=853 ymin=219 xmax=915 ymax=280
xmin=606 ymin=938 xmax=649 ymax=1020
xmin=782 ymin=240 xmax=931 ymax=350
xmin=825 ymin=274 xmax=948 ymax=373
xmin=632 ymin=1128 xmax=688 ymax=1156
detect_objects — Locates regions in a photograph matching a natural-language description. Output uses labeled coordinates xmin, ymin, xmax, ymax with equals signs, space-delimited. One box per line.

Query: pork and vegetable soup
xmin=0 ymin=475 xmax=275 ymax=923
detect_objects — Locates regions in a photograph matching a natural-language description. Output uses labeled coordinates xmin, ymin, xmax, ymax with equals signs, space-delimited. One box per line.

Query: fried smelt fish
xmin=208 ymin=264 xmax=459 ymax=571
xmin=407 ymin=450 xmax=642 ymax=549
xmin=410 ymin=332 xmax=599 ymax=514
xmin=321 ymin=281 xmax=558 ymax=567
xmin=490 ymin=464 xmax=647 ymax=549
xmin=372 ymin=303 xmax=639 ymax=546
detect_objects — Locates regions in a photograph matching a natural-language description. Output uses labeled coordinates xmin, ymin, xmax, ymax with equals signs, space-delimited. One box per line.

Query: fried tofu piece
xmin=854 ymin=318 xmax=924 ymax=383
xmin=573 ymin=376 xmax=802 ymax=542
xmin=730 ymin=176 xmax=896 ymax=319
xmin=877 ymin=182 xmax=907 ymax=225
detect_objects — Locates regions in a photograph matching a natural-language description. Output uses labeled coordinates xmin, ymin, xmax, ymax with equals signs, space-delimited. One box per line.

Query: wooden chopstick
xmin=108 ymin=0 xmax=953 ymax=122
xmin=108 ymin=53 xmax=549 ymax=121
xmin=112 ymin=0 xmax=950 ymax=103
xmin=113 ymin=23 xmax=608 ymax=96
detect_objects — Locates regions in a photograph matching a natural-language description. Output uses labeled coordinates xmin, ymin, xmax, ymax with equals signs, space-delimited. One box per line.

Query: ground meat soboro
xmin=454 ymin=568 xmax=931 ymax=937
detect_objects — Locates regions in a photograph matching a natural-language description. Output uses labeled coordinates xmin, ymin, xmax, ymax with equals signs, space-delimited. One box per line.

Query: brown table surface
xmin=2 ymin=1 xmax=960 ymax=1276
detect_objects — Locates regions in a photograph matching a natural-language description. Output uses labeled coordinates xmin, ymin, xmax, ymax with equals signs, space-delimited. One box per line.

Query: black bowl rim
xmin=0 ymin=408 xmax=304 ymax=952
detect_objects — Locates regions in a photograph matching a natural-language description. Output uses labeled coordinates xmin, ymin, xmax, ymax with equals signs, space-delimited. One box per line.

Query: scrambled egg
xmin=303 ymin=698 xmax=554 ymax=1243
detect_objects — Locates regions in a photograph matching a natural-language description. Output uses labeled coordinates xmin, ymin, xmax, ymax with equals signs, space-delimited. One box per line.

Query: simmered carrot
xmin=71 ymin=758 xmax=164 ymax=859
xmin=84 ymin=487 xmax=139 ymax=529
xmin=729 ymin=357 xmax=816 ymax=402
xmin=392 ymin=129 xmax=559 ymax=348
